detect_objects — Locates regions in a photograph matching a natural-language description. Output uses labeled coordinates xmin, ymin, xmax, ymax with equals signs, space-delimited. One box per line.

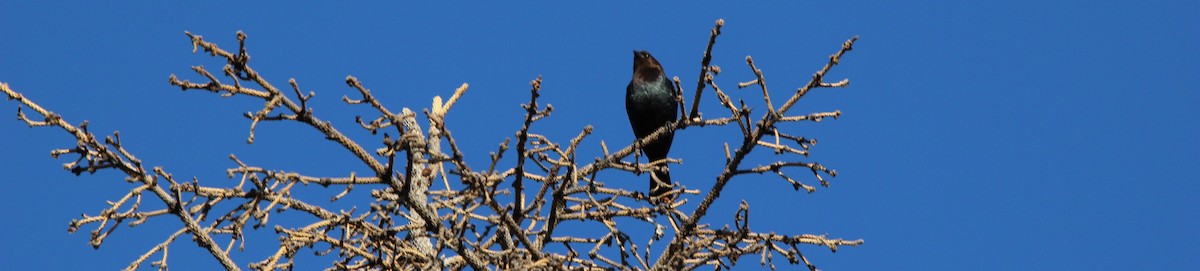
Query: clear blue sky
xmin=2 ymin=1 xmax=1197 ymax=270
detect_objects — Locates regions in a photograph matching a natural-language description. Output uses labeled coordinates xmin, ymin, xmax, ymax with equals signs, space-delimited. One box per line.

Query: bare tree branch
xmin=3 ymin=19 xmax=862 ymax=271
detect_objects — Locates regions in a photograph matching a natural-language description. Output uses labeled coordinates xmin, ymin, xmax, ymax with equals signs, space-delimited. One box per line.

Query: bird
xmin=626 ymin=50 xmax=679 ymax=204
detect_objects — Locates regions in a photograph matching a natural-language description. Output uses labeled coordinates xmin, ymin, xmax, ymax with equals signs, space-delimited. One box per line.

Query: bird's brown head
xmin=632 ymin=50 xmax=664 ymax=80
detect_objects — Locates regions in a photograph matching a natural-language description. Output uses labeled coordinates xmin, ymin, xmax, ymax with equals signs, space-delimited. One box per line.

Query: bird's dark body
xmin=626 ymin=51 xmax=678 ymax=202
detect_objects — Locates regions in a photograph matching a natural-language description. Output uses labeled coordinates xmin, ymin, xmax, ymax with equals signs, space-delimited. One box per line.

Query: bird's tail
xmin=649 ymin=167 xmax=673 ymax=204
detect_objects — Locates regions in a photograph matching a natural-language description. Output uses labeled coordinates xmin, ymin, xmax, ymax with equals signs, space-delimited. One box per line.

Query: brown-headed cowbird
xmin=626 ymin=50 xmax=679 ymax=204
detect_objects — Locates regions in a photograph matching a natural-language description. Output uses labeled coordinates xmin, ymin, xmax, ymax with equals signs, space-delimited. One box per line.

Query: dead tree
xmin=1 ymin=19 xmax=862 ymax=270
